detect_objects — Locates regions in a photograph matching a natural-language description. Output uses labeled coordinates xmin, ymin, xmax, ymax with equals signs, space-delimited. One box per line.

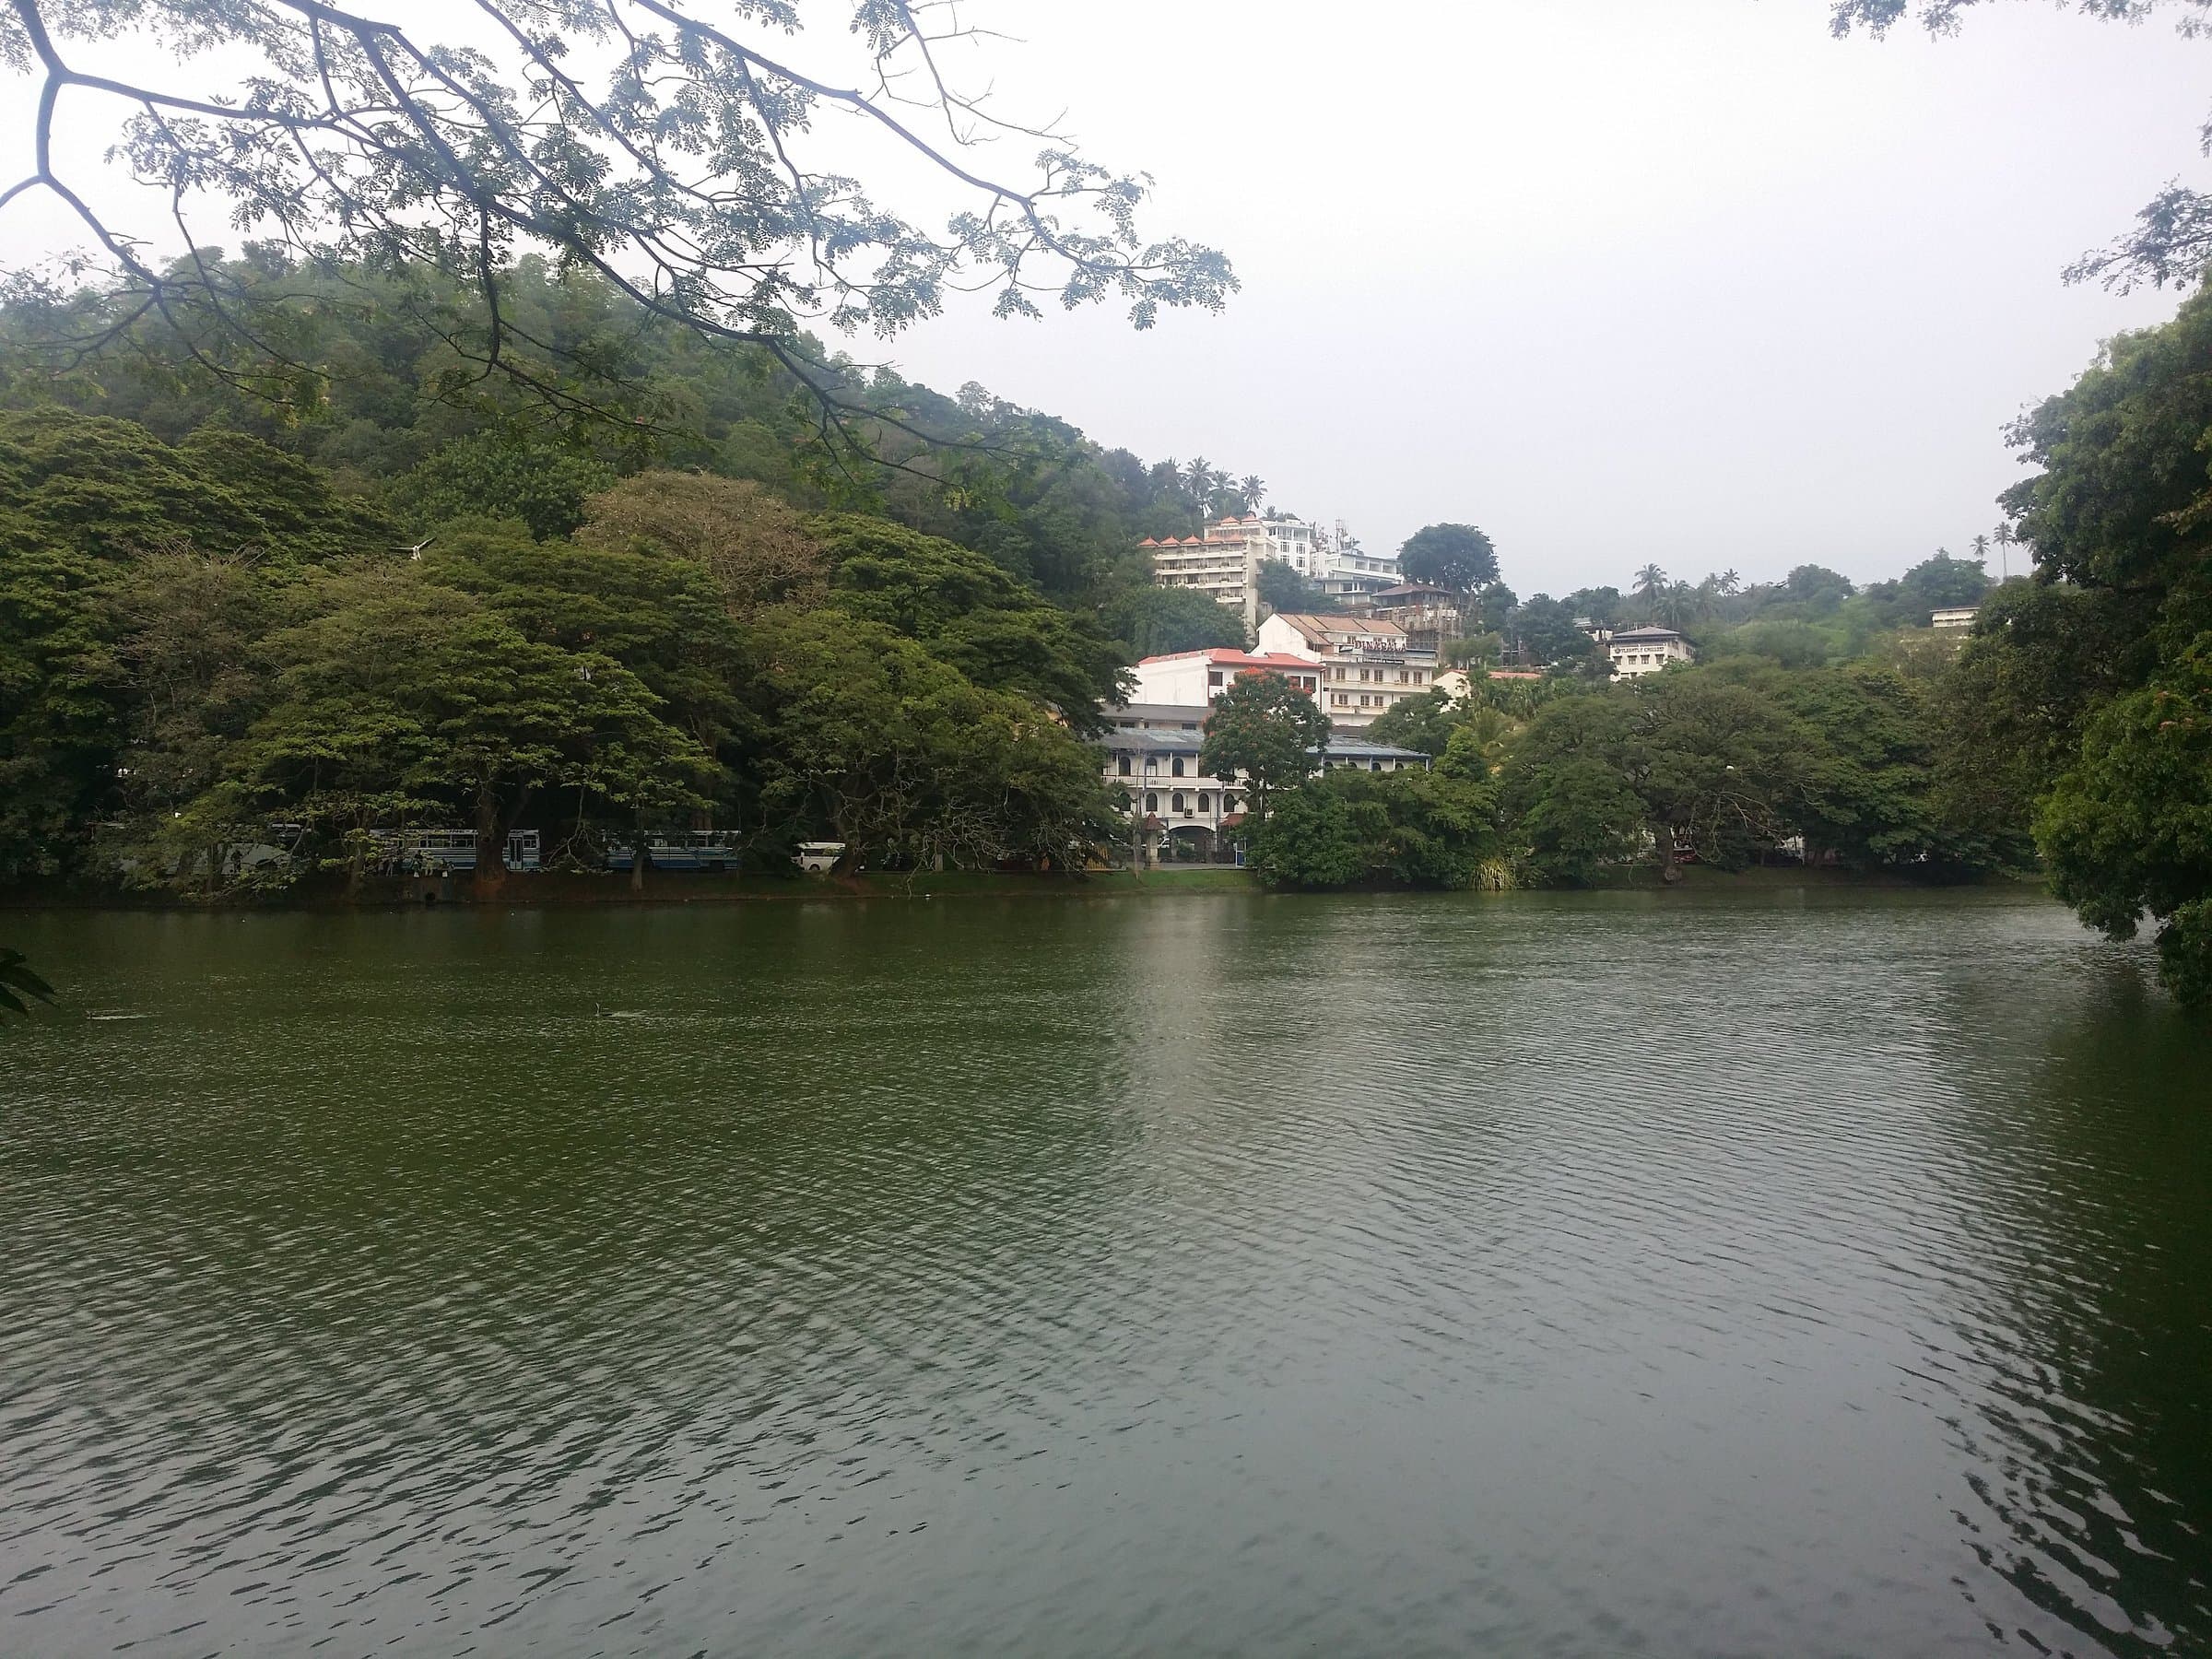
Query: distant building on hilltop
xmin=1140 ymin=513 xmax=1397 ymax=631
xmin=1607 ymin=625 xmax=1693 ymax=677
xmin=1931 ymin=606 xmax=1981 ymax=630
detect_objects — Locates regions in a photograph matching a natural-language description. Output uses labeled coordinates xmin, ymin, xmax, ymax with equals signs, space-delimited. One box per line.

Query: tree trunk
xmin=1653 ymin=819 xmax=1683 ymax=884
xmin=630 ymin=807 xmax=648 ymax=894
xmin=473 ymin=784 xmax=508 ymax=901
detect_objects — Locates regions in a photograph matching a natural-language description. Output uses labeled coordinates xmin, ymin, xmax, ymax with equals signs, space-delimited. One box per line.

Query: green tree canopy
xmin=1102 ymin=584 xmax=1245 ymax=659
xmin=812 ymin=515 xmax=1128 ymax=727
xmin=0 ymin=412 xmax=390 ymax=877
xmin=576 ymin=473 xmax=826 ymax=617
xmin=1199 ymin=672 xmax=1330 ymax=824
xmin=388 ymin=434 xmax=618 ymax=541
xmin=2039 ymin=632 xmax=2212 ymax=1006
xmin=1257 ymin=558 xmax=1335 ymax=617
xmin=1398 ymin=524 xmax=1500 ymax=595
xmin=738 ymin=608 xmax=1113 ymax=873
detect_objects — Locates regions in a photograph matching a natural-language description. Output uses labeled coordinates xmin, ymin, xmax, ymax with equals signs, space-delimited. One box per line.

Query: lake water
xmin=2 ymin=890 xmax=2207 ymax=1658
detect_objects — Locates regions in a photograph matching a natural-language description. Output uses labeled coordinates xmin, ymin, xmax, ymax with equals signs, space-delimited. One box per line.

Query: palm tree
xmin=1239 ymin=474 xmax=1266 ymax=512
xmin=1632 ymin=563 xmax=1667 ymax=614
xmin=1993 ymin=521 xmax=2018 ymax=582
xmin=1718 ymin=569 xmax=1742 ymax=595
xmin=1970 ymin=532 xmax=1991 ymax=567
xmin=1182 ymin=455 xmax=1215 ymax=508
xmin=1655 ymin=581 xmax=1699 ymax=628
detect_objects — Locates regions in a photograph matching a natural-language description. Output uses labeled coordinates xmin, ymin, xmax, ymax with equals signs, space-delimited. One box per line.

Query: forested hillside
xmin=0 ymin=409 xmax=1139 ymax=889
xmin=0 ymin=256 xmax=1275 ymax=889
xmin=4 ymin=254 xmax=2207 ymax=1005
xmin=0 ymin=256 xmax=1271 ymax=648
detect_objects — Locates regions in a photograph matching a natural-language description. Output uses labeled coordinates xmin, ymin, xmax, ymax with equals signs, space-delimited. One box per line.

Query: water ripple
xmin=0 ymin=891 xmax=2205 ymax=1657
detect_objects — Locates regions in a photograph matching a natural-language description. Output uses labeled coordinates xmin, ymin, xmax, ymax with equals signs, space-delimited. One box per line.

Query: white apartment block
xmin=1607 ymin=625 xmax=1694 ymax=677
xmin=1255 ymin=612 xmax=1440 ymax=730
xmin=1140 ymin=513 xmax=1395 ymax=630
xmin=1098 ymin=703 xmax=1431 ymax=865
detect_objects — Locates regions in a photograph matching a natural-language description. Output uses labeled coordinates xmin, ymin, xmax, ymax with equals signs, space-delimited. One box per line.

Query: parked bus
xmin=605 ymin=831 xmax=743 ymax=873
xmin=387 ymin=829 xmax=541 ymax=873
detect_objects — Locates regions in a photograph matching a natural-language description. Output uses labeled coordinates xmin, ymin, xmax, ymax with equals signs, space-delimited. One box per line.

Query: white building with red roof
xmin=1127 ymin=648 xmax=1323 ymax=708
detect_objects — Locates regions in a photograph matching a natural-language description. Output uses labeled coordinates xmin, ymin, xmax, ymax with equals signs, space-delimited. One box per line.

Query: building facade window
xmin=1117 ymin=756 xmax=1132 ymax=776
xmin=1207 ymin=670 xmax=1224 ymax=688
xmin=1171 ymin=757 xmax=1186 ymax=777
xmin=1197 ymin=793 xmax=1212 ymax=812
xmin=1171 ymin=793 xmax=1185 ymax=813
xmin=1144 ymin=793 xmax=1157 ymax=813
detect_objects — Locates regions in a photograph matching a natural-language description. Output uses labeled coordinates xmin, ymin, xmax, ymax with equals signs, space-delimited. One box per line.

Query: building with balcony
xmin=1253 ymin=612 xmax=1441 ymax=730
xmin=1098 ymin=713 xmax=1431 ymax=864
xmin=1366 ymin=582 xmax=1464 ymax=643
xmin=1140 ymin=514 xmax=1396 ymax=630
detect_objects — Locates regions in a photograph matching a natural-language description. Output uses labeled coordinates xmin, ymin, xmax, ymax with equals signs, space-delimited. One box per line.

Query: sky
xmin=874 ymin=0 xmax=2207 ymax=594
xmin=5 ymin=0 xmax=2207 ymax=595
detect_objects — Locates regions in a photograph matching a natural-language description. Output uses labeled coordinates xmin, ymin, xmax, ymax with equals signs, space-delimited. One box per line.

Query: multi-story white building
xmin=1141 ymin=513 xmax=1394 ymax=629
xmin=1606 ymin=625 xmax=1694 ymax=677
xmin=1098 ymin=702 xmax=1431 ymax=865
xmin=1255 ymin=612 xmax=1440 ymax=730
xmin=1141 ymin=526 xmax=1258 ymax=627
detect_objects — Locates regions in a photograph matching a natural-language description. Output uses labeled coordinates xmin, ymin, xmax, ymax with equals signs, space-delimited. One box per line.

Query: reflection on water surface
xmin=3 ymin=890 xmax=2206 ymax=1657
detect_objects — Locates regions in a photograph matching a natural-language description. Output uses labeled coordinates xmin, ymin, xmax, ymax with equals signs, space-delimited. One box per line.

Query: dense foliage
xmin=1200 ymin=672 xmax=1330 ymax=825
xmin=1984 ymin=284 xmax=2212 ymax=1005
xmin=1239 ymin=654 xmax=2017 ymax=895
xmin=0 ymin=414 xmax=1123 ymax=891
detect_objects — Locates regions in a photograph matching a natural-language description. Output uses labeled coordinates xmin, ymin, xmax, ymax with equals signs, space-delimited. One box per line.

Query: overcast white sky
xmin=6 ymin=0 xmax=2206 ymax=595
xmin=881 ymin=0 xmax=2206 ymax=594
